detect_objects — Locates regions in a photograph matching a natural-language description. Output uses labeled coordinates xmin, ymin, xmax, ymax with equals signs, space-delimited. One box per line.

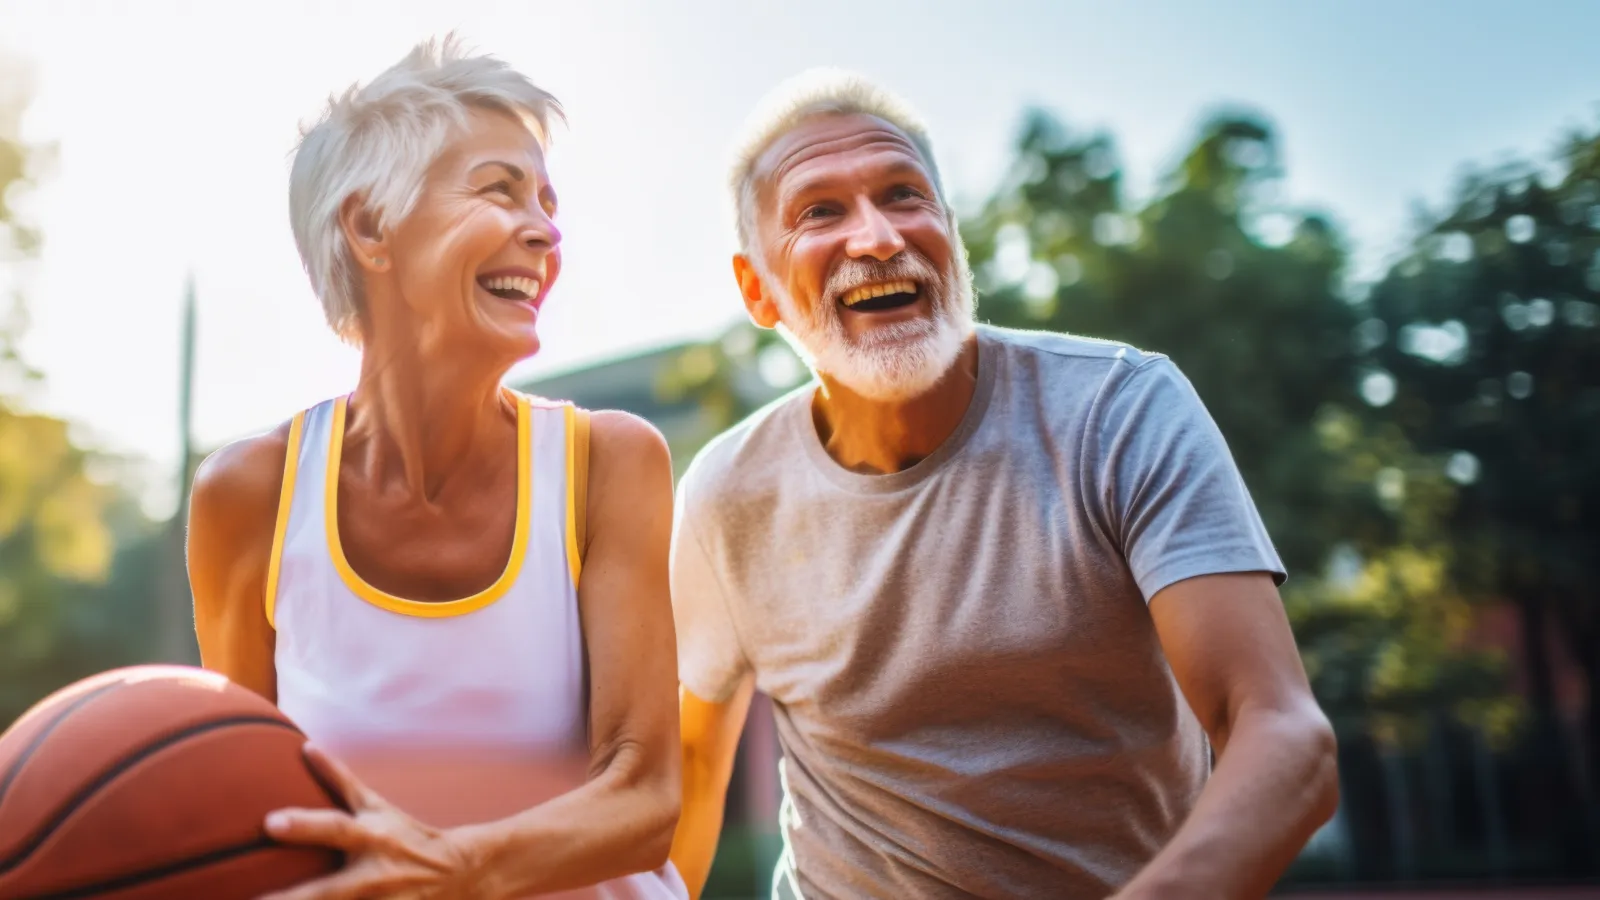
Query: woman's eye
xmin=483 ymin=181 xmax=514 ymax=196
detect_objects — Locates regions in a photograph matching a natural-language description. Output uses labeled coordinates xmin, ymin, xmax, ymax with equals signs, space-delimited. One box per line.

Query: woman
xmin=187 ymin=36 xmax=686 ymax=899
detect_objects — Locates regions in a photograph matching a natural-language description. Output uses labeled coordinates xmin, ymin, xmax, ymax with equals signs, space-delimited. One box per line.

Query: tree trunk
xmin=1577 ymin=634 xmax=1600 ymax=869
xmin=1517 ymin=593 xmax=1586 ymax=872
xmin=1520 ymin=593 xmax=1556 ymax=722
xmin=1529 ymin=589 xmax=1600 ymax=875
xmin=1553 ymin=584 xmax=1600 ymax=871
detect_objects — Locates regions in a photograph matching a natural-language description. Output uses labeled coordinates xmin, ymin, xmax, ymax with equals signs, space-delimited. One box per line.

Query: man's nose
xmin=844 ymin=197 xmax=906 ymax=261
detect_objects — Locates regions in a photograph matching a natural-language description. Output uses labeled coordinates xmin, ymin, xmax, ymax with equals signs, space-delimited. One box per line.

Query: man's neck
xmin=811 ymin=333 xmax=981 ymax=475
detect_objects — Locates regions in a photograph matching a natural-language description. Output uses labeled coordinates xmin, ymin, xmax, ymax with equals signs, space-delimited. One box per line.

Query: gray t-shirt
xmin=671 ymin=325 xmax=1285 ymax=899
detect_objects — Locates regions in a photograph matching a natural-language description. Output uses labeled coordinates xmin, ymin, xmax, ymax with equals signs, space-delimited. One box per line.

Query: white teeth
xmin=483 ymin=275 xmax=540 ymax=297
xmin=841 ymin=279 xmax=919 ymax=307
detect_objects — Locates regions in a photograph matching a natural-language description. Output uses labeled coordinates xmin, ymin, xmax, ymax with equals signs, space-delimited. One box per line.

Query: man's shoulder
xmin=982 ymin=323 xmax=1168 ymax=372
xmin=678 ymin=382 xmax=813 ymax=507
xmin=980 ymin=325 xmax=1180 ymax=411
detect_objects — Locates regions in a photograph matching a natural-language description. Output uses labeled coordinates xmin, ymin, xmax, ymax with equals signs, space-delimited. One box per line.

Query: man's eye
xmin=482 ymin=181 xmax=514 ymax=196
xmin=803 ymin=206 xmax=837 ymax=219
xmin=889 ymin=186 xmax=925 ymax=201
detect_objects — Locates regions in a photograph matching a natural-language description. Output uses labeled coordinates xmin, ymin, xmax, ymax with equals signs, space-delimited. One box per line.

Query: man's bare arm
xmin=671 ymin=677 xmax=755 ymax=898
xmin=1116 ymin=572 xmax=1338 ymax=900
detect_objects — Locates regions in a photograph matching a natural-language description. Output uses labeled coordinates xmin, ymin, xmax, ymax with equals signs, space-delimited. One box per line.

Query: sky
xmin=1 ymin=0 xmax=1598 ymax=516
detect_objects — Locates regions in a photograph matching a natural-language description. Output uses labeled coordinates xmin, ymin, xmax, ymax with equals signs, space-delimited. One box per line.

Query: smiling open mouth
xmin=841 ymin=279 xmax=920 ymax=312
xmin=479 ymin=275 xmax=541 ymax=302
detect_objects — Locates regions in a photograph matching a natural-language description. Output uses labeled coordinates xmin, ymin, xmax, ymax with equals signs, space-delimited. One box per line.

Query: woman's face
xmin=377 ymin=108 xmax=562 ymax=362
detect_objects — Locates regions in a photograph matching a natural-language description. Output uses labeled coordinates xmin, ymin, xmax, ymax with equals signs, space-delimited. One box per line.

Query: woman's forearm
xmin=452 ymin=742 xmax=680 ymax=899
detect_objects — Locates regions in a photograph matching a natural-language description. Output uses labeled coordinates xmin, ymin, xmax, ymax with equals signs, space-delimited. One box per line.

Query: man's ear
xmin=339 ymin=194 xmax=389 ymax=273
xmin=732 ymin=254 xmax=781 ymax=329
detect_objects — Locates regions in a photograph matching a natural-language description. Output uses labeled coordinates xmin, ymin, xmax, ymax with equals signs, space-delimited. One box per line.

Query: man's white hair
xmin=289 ymin=34 xmax=564 ymax=342
xmin=727 ymin=68 xmax=951 ymax=259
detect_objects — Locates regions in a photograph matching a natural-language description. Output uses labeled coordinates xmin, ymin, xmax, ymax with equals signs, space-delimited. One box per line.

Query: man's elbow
xmin=1301 ymin=710 xmax=1341 ymax=827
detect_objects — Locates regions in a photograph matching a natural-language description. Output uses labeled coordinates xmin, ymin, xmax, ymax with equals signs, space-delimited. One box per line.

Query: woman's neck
xmin=347 ymin=332 xmax=517 ymax=503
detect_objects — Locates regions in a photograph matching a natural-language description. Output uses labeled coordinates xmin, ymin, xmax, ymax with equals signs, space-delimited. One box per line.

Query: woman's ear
xmin=339 ymin=194 xmax=390 ymax=273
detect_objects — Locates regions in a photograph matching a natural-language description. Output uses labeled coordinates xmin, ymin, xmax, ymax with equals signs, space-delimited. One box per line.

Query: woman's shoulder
xmin=587 ymin=408 xmax=667 ymax=454
xmin=190 ymin=418 xmax=298 ymax=529
xmin=585 ymin=409 xmax=673 ymax=505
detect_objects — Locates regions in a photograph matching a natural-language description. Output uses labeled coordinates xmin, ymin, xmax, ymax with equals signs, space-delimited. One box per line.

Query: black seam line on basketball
xmin=0 ymin=682 xmax=124 ymax=814
xmin=24 ymin=837 xmax=311 ymax=900
xmin=0 ymin=715 xmax=303 ymax=877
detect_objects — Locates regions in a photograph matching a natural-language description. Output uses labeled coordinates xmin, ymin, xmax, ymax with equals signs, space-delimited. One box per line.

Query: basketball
xmin=0 ymin=665 xmax=344 ymax=899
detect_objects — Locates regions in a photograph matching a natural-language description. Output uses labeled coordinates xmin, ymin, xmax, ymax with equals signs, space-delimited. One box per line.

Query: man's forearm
xmin=669 ymin=753 xmax=735 ymax=898
xmin=1116 ymin=706 xmax=1339 ymax=899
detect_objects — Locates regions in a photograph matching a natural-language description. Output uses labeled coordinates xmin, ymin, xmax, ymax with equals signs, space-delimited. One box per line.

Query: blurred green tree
xmin=1361 ymin=120 xmax=1600 ymax=834
xmin=0 ymin=59 xmax=159 ymax=726
xmin=657 ymin=321 xmax=804 ymax=451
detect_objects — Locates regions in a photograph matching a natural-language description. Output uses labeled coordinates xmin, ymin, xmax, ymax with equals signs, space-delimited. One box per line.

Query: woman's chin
xmin=501 ymin=328 xmax=542 ymax=361
xmin=490 ymin=332 xmax=540 ymax=362
xmin=486 ymin=308 xmax=542 ymax=358
xmin=444 ymin=327 xmax=539 ymax=370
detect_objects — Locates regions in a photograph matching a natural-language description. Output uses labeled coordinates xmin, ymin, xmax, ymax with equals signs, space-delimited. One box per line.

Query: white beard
xmin=764 ymin=249 xmax=975 ymax=403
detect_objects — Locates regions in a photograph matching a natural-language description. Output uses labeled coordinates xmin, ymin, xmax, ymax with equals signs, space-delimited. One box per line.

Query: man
xmin=668 ymin=70 xmax=1338 ymax=900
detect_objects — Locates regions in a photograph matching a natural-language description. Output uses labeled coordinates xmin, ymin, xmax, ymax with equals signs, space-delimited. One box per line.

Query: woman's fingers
xmin=264 ymin=808 xmax=370 ymax=852
xmin=302 ymin=742 xmax=383 ymax=811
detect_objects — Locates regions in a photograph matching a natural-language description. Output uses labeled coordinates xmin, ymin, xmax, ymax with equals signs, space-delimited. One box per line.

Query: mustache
xmin=823 ymin=252 xmax=942 ymax=305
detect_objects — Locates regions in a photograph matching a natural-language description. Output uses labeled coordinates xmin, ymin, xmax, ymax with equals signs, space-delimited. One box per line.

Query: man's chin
xmin=811 ymin=329 xmax=968 ymax=403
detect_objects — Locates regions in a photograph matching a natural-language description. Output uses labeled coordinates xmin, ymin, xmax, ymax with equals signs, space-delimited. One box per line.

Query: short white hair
xmin=727 ymin=69 xmax=950 ymax=260
xmin=289 ymin=34 xmax=564 ymax=341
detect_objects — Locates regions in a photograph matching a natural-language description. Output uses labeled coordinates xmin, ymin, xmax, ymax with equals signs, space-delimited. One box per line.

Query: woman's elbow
xmin=636 ymin=780 xmax=682 ymax=870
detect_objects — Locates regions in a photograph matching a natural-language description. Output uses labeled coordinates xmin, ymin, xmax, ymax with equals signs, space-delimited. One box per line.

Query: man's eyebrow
xmin=782 ymin=159 xmax=932 ymax=204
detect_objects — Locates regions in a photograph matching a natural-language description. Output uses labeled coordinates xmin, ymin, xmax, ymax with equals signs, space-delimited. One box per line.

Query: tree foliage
xmin=1361 ymin=119 xmax=1600 ymax=781
xmin=0 ymin=59 xmax=158 ymax=726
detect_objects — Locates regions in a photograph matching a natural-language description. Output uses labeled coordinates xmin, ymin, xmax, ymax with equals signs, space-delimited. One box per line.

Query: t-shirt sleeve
xmin=669 ymin=481 xmax=751 ymax=703
xmin=1091 ymin=357 xmax=1287 ymax=601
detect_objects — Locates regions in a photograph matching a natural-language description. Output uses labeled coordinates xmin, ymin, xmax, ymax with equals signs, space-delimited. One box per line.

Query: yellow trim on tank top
xmin=323 ymin=393 xmax=532 ymax=618
xmin=264 ymin=411 xmax=307 ymax=629
xmin=563 ymin=403 xmax=582 ymax=588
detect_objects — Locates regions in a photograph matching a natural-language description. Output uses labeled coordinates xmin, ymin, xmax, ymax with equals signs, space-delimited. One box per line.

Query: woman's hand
xmin=259 ymin=744 xmax=485 ymax=900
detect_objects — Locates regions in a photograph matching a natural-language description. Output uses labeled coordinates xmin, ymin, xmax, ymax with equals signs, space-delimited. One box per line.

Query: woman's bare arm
xmin=187 ymin=424 xmax=290 ymax=703
xmin=452 ymin=409 xmax=683 ymax=897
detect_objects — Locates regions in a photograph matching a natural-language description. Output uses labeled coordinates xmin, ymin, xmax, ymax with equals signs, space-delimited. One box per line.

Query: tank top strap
xmin=518 ymin=394 xmax=585 ymax=589
xmin=264 ymin=398 xmax=337 ymax=628
xmin=264 ymin=393 xmax=585 ymax=626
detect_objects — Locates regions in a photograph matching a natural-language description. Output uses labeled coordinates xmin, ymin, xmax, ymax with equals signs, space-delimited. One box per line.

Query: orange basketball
xmin=0 ymin=665 xmax=343 ymax=899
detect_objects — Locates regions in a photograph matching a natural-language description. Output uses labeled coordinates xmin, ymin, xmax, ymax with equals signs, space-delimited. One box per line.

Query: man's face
xmin=741 ymin=113 xmax=973 ymax=401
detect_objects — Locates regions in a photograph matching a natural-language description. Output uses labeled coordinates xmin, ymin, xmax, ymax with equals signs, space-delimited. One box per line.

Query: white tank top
xmin=268 ymin=392 xmax=686 ymax=899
